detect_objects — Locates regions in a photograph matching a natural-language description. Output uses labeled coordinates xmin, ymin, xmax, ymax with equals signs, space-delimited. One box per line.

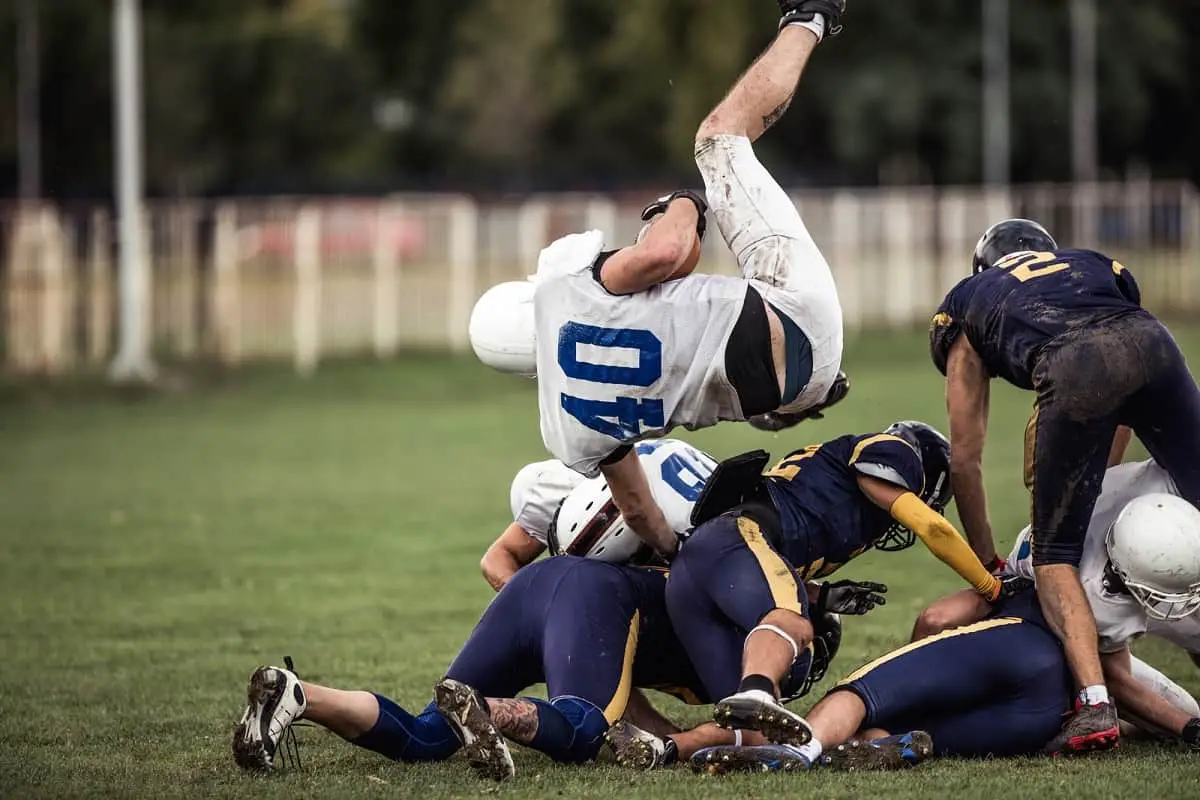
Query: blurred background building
xmin=1 ymin=0 xmax=1198 ymax=377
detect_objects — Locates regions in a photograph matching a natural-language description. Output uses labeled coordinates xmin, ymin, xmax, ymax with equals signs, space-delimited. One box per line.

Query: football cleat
xmin=232 ymin=664 xmax=307 ymax=770
xmin=691 ymin=744 xmax=812 ymax=775
xmin=434 ymin=679 xmax=515 ymax=782
xmin=748 ymin=372 xmax=850 ymax=432
xmin=821 ymin=730 xmax=933 ymax=771
xmin=712 ymin=689 xmax=813 ymax=746
xmin=1044 ymin=701 xmax=1120 ymax=755
xmin=605 ymin=720 xmax=669 ymax=771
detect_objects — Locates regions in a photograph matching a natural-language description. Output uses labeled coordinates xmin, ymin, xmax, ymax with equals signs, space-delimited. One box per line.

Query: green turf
xmin=3 ymin=328 xmax=1200 ymax=799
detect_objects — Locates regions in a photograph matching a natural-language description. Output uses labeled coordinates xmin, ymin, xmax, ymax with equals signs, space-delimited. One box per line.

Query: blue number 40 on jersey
xmin=558 ymin=322 xmax=665 ymax=439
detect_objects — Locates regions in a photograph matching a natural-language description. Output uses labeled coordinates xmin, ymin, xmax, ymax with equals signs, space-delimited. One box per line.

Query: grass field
xmin=3 ymin=328 xmax=1200 ymax=799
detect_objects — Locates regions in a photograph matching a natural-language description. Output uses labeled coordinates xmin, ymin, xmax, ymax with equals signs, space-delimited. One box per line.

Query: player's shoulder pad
xmin=929 ymin=278 xmax=970 ymax=376
xmin=535 ymin=230 xmax=605 ymax=282
xmin=849 ymin=433 xmax=924 ymax=494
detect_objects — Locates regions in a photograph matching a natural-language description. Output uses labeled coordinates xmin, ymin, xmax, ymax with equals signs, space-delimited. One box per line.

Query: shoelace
xmin=278 ymin=656 xmax=307 ymax=770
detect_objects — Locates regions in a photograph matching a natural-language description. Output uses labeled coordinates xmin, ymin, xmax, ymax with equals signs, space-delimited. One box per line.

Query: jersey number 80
xmin=557 ymin=322 xmax=665 ymax=440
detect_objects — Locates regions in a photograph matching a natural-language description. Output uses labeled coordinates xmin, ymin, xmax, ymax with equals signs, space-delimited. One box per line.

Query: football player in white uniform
xmin=480 ymin=439 xmax=717 ymax=591
xmin=913 ymin=459 xmax=1200 ymax=749
xmin=469 ymin=0 xmax=850 ymax=562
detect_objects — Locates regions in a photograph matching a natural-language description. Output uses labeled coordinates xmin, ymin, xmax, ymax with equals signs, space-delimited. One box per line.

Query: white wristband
xmin=785 ymin=13 xmax=826 ymax=42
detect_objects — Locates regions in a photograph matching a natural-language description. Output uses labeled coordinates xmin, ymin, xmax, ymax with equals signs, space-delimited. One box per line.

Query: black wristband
xmin=1183 ymin=717 xmax=1200 ymax=748
xmin=662 ymin=737 xmax=679 ymax=766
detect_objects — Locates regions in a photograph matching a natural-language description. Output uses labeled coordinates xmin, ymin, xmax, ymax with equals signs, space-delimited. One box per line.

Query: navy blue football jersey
xmin=763 ymin=433 xmax=925 ymax=579
xmin=930 ymin=249 xmax=1143 ymax=389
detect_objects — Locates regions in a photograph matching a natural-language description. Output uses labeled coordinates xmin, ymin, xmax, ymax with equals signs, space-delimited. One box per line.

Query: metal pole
xmin=982 ymin=0 xmax=1010 ymax=186
xmin=110 ymin=0 xmax=155 ymax=382
xmin=17 ymin=0 xmax=41 ymax=201
xmin=1070 ymin=0 xmax=1098 ymax=183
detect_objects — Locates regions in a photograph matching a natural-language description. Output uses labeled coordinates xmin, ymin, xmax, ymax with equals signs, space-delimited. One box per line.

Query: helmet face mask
xmin=972 ymin=218 xmax=1058 ymax=274
xmin=1105 ymin=493 xmax=1200 ymax=621
xmin=877 ymin=420 xmax=953 ymax=552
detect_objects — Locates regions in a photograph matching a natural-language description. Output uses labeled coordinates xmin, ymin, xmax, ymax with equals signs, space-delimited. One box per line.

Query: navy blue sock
xmin=524 ymin=697 xmax=610 ymax=763
xmin=351 ymin=696 xmax=459 ymax=762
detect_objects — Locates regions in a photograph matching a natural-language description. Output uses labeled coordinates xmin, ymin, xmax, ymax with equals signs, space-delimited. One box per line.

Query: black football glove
xmin=747 ymin=372 xmax=849 ymax=432
xmin=661 ymin=530 xmax=691 ymax=564
xmin=640 ymin=190 xmax=708 ymax=241
xmin=816 ymin=579 xmax=888 ymax=616
xmin=778 ymin=0 xmax=847 ymax=36
xmin=989 ymin=574 xmax=1034 ymax=604
xmin=1182 ymin=718 xmax=1200 ymax=751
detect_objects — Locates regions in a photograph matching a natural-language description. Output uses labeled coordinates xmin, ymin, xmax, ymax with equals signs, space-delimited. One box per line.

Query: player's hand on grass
xmin=816 ymin=579 xmax=887 ymax=616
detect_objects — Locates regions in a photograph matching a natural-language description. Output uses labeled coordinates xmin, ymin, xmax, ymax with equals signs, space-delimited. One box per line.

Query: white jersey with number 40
xmin=534 ymin=231 xmax=751 ymax=476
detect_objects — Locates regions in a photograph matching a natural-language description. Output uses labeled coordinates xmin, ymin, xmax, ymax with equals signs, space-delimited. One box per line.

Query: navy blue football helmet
xmin=877 ymin=420 xmax=953 ymax=551
xmin=972 ymin=218 xmax=1057 ymax=274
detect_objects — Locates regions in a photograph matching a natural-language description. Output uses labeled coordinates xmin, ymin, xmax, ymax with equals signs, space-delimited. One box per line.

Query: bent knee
xmin=760 ymin=608 xmax=814 ymax=647
xmin=911 ymin=595 xmax=986 ymax=641
xmin=695 ymin=109 xmax=745 ymax=147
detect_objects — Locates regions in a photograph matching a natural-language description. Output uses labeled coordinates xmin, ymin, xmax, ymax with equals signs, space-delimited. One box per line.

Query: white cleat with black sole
xmin=713 ymin=689 xmax=813 ymax=746
xmin=434 ymin=678 xmax=516 ymax=782
xmin=232 ymin=665 xmax=307 ymax=770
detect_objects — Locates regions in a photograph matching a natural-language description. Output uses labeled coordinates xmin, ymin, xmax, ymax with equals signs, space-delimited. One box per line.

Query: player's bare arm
xmin=944 ymin=336 xmax=997 ymax=564
xmin=1109 ymin=425 xmax=1133 ymax=468
xmin=598 ymin=194 xmax=705 ymax=295
xmin=481 ymin=522 xmax=546 ymax=592
xmin=600 ymin=447 xmax=680 ymax=557
xmin=1101 ymin=647 xmax=1197 ymax=742
xmin=857 ymin=475 xmax=1000 ymax=599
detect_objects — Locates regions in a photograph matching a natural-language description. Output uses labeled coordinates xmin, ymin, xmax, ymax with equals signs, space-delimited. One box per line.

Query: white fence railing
xmin=3 ymin=182 xmax=1198 ymax=376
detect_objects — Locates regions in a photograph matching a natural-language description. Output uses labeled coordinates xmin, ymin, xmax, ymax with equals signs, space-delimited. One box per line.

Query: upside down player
xmin=915 ymin=458 xmax=1200 ymax=750
xmin=467 ymin=0 xmax=853 ymax=565
xmin=930 ymin=219 xmax=1200 ymax=752
xmin=660 ymin=420 xmax=1023 ymax=750
xmin=231 ymin=556 xmax=709 ymax=780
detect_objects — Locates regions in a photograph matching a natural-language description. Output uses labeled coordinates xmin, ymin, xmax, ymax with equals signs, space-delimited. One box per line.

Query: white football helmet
xmin=547 ymin=476 xmax=649 ymax=564
xmin=468 ymin=280 xmax=537 ymax=375
xmin=1106 ymin=493 xmax=1200 ymax=621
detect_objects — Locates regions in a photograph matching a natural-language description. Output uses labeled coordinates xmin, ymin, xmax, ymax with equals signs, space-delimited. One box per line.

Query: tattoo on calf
xmin=762 ymin=94 xmax=795 ymax=131
xmin=489 ymin=698 xmax=540 ymax=744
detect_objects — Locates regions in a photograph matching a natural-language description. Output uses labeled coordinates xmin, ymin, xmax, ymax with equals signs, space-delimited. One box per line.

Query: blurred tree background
xmin=0 ymin=0 xmax=1196 ymax=198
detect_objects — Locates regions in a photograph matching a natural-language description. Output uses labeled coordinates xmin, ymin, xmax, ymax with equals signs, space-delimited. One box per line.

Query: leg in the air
xmin=697 ymin=25 xmax=820 ymax=146
xmin=694 ymin=6 xmax=846 ymax=421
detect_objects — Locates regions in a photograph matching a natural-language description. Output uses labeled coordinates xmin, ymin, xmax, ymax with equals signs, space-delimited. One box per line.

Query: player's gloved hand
xmin=778 ymin=0 xmax=847 ymax=36
xmin=816 ymin=579 xmax=887 ymax=616
xmin=747 ymin=372 xmax=849 ymax=432
xmin=989 ymin=574 xmax=1033 ymax=604
xmin=985 ymin=555 xmax=1008 ymax=575
xmin=640 ymin=190 xmax=708 ymax=241
xmin=663 ymin=530 xmax=691 ymax=563
xmin=1182 ymin=718 xmax=1200 ymax=751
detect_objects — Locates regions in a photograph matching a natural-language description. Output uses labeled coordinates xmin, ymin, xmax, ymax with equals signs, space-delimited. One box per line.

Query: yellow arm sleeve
xmin=889 ymin=492 xmax=1000 ymax=600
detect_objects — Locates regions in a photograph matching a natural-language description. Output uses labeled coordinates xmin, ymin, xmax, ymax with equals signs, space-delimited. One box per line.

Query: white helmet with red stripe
xmin=546 ymin=475 xmax=649 ymax=564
